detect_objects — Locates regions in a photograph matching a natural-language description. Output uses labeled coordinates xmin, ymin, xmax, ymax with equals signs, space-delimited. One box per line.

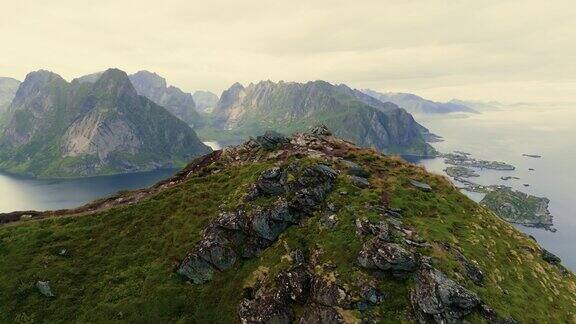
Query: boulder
xmin=276 ymin=267 xmax=311 ymax=303
xmin=178 ymin=254 xmax=215 ymax=284
xmin=298 ymin=304 xmax=344 ymax=324
xmin=409 ymin=179 xmax=432 ymax=192
xmin=358 ymin=240 xmax=419 ymax=272
xmin=327 ymin=202 xmax=339 ymax=212
xmin=350 ymin=176 xmax=370 ymax=188
xmin=355 ymin=217 xmax=373 ymax=236
xmin=256 ymin=131 xmax=290 ymax=150
xmin=289 ymin=249 xmax=306 ymax=268
xmin=342 ymin=160 xmax=371 ymax=178
xmin=310 ymin=276 xmax=348 ymax=307
xmin=320 ymin=214 xmax=339 ymax=229
xmin=240 ymin=266 xmax=311 ymax=323
xmin=195 ymin=228 xmax=237 ymax=271
xmin=58 ymin=248 xmax=71 ymax=257
xmin=241 ymin=236 xmax=273 ymax=258
xmin=411 ymin=266 xmax=481 ymax=323
xmin=239 ymin=288 xmax=292 ymax=324
xmin=36 ymin=280 xmax=55 ymax=298
xmin=355 ymin=218 xmax=389 ymax=241
xmin=216 ymin=210 xmax=248 ymax=231
xmin=268 ymin=200 xmax=297 ymax=224
xmin=361 ymin=284 xmax=385 ymax=305
xmin=249 ymin=167 xmax=288 ymax=198
xmin=251 ymin=209 xmax=289 ymax=241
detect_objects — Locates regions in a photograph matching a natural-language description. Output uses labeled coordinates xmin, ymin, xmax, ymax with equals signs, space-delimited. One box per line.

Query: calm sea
xmin=410 ymin=105 xmax=576 ymax=270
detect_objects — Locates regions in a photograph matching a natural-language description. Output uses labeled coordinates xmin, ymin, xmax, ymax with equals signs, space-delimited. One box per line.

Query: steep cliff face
xmin=129 ymin=71 xmax=202 ymax=127
xmin=0 ymin=77 xmax=20 ymax=114
xmin=0 ymin=68 xmax=211 ymax=177
xmin=3 ymin=70 xmax=69 ymax=146
xmin=211 ymin=80 xmax=435 ymax=155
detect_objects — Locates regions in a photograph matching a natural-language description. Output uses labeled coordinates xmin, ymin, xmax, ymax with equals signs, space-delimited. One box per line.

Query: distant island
xmin=441 ymin=152 xmax=515 ymax=170
xmin=481 ymin=188 xmax=554 ymax=230
xmin=439 ymin=151 xmax=554 ymax=230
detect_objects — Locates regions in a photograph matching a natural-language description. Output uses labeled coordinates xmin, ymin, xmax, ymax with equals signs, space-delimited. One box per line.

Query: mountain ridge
xmin=0 ymin=68 xmax=211 ymax=178
xmin=208 ymin=80 xmax=436 ymax=156
xmin=362 ymin=89 xmax=478 ymax=114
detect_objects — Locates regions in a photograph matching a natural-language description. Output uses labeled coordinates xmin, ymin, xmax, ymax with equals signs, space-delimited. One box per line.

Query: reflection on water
xmin=407 ymin=105 xmax=576 ymax=270
xmin=0 ymin=169 xmax=177 ymax=213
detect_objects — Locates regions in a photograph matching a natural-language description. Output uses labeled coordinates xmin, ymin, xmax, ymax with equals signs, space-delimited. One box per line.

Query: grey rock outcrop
xmin=239 ymin=250 xmax=350 ymax=324
xmin=350 ymin=175 xmax=370 ymax=188
xmin=358 ymin=240 xmax=419 ymax=272
xmin=36 ymin=280 xmax=55 ymax=297
xmin=411 ymin=266 xmax=481 ymax=323
xmin=178 ymin=162 xmax=338 ymax=284
xmin=409 ymin=179 xmax=432 ymax=192
xmin=255 ymin=131 xmax=290 ymax=150
xmin=298 ymin=304 xmax=344 ymax=324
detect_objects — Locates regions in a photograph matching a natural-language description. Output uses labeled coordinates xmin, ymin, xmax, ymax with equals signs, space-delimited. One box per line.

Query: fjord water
xmin=410 ymin=105 xmax=576 ymax=270
xmin=0 ymin=141 xmax=225 ymax=213
xmin=0 ymin=169 xmax=177 ymax=212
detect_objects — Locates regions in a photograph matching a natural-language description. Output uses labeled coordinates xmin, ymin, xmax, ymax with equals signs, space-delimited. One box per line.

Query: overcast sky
xmin=1 ymin=0 xmax=575 ymax=103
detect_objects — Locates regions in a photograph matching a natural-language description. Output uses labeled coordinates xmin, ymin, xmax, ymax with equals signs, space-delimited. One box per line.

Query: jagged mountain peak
xmin=228 ymin=82 xmax=245 ymax=90
xmin=92 ymin=68 xmax=138 ymax=99
xmin=128 ymin=71 xmax=200 ymax=126
xmin=19 ymin=69 xmax=65 ymax=88
xmin=130 ymin=70 xmax=167 ymax=89
xmin=10 ymin=70 xmax=67 ymax=109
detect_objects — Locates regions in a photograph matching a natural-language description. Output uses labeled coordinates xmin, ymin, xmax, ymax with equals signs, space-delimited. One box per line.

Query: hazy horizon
xmin=2 ymin=0 xmax=575 ymax=104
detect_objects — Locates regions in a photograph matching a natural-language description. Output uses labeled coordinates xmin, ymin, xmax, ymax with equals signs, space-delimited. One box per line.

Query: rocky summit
xmin=0 ymin=126 xmax=574 ymax=323
xmin=0 ymin=68 xmax=211 ymax=177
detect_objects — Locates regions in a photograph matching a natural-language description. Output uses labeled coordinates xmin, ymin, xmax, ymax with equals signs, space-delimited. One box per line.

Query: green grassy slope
xmin=0 ymin=136 xmax=574 ymax=323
